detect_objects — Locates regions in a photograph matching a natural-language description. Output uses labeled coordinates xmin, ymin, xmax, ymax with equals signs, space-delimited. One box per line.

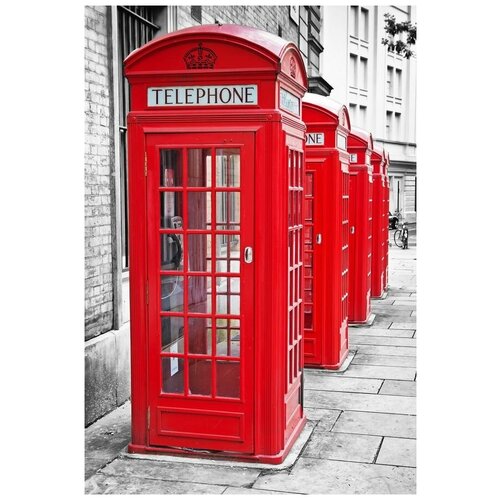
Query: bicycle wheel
xmin=394 ymin=229 xmax=403 ymax=248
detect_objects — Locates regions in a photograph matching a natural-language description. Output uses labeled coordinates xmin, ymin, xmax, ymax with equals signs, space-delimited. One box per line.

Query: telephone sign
xmin=305 ymin=132 xmax=325 ymax=146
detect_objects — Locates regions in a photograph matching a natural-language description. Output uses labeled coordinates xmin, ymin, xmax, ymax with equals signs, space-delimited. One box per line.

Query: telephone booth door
xmin=146 ymin=131 xmax=255 ymax=453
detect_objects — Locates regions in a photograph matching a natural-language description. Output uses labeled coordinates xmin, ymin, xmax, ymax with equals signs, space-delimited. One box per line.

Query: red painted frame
xmin=124 ymin=24 xmax=307 ymax=464
xmin=347 ymin=127 xmax=374 ymax=324
xmin=370 ymin=146 xmax=386 ymax=298
xmin=383 ymin=151 xmax=390 ymax=290
xmin=302 ymin=93 xmax=351 ymax=369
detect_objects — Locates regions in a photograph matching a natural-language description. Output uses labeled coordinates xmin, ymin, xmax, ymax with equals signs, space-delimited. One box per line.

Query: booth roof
xmin=350 ymin=126 xmax=373 ymax=149
xmin=125 ymin=23 xmax=297 ymax=66
xmin=303 ymin=92 xmax=351 ymax=130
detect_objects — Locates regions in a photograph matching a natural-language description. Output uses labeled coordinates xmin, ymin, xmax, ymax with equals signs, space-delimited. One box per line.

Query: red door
xmin=303 ymin=159 xmax=325 ymax=365
xmin=145 ymin=132 xmax=255 ymax=453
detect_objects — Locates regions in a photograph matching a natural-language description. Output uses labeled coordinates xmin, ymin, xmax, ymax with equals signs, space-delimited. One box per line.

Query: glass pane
xmin=189 ymin=358 xmax=211 ymax=396
xmin=188 ymin=234 xmax=211 ymax=273
xmin=215 ymin=277 xmax=240 ymax=315
xmin=216 ymin=192 xmax=240 ymax=230
xmin=216 ymin=148 xmax=240 ymax=187
xmin=214 ymin=318 xmax=240 ymax=357
xmin=160 ymin=275 xmax=184 ymax=312
xmin=187 ymin=275 xmax=212 ymax=313
xmin=305 ymin=172 xmax=313 ymax=196
xmin=160 ymin=149 xmax=182 ymax=187
xmin=161 ymin=316 xmax=184 ymax=353
xmin=188 ymin=316 xmax=212 ymax=355
xmin=162 ymin=357 xmax=184 ymax=394
xmin=187 ymin=148 xmax=211 ymax=187
xmin=160 ymin=192 xmax=183 ymax=229
xmin=216 ymin=360 xmax=240 ymax=398
xmin=215 ymin=235 xmax=240 ymax=273
xmin=187 ymin=191 xmax=211 ymax=229
xmin=160 ymin=234 xmax=184 ymax=271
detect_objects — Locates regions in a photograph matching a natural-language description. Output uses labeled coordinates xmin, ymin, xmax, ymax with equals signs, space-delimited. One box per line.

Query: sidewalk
xmin=85 ymin=241 xmax=416 ymax=494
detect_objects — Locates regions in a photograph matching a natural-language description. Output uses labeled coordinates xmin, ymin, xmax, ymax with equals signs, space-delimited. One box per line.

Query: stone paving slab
xmin=333 ymin=410 xmax=416 ymax=439
xmin=223 ymin=486 xmax=300 ymax=495
xmin=379 ymin=380 xmax=417 ymax=397
xmin=371 ymin=303 xmax=415 ymax=312
xmin=411 ymin=310 xmax=417 ymax=317
xmin=304 ymin=372 xmax=383 ymax=393
xmin=352 ymin=354 xmax=417 ymax=368
xmin=371 ymin=310 xmax=414 ymax=319
xmin=305 ymin=389 xmax=416 ymax=415
xmin=386 ymin=291 xmax=412 ymax=297
xmin=302 ymin=431 xmax=382 ymax=463
xmin=390 ymin=322 xmax=417 ymax=330
xmin=321 ymin=364 xmax=416 ymax=381
xmin=370 ymin=318 xmax=393 ymax=328
xmin=392 ymin=299 xmax=417 ymax=306
xmin=376 ymin=437 xmax=416 ymax=467
xmin=304 ymin=408 xmax=342 ymax=432
xmin=252 ymin=458 xmax=416 ymax=494
xmin=96 ymin=457 xmax=262 ymax=487
xmin=350 ymin=327 xmax=414 ymax=338
xmin=352 ymin=344 xmax=416 ymax=356
xmin=85 ymin=474 xmax=226 ymax=494
xmin=349 ymin=334 xmax=416 ymax=347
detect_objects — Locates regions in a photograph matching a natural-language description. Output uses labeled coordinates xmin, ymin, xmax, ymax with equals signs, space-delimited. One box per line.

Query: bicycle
xmin=393 ymin=222 xmax=409 ymax=249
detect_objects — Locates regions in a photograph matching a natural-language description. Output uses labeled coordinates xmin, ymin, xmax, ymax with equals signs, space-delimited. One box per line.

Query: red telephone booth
xmin=124 ymin=24 xmax=308 ymax=464
xmin=383 ymin=150 xmax=390 ymax=290
xmin=302 ymin=93 xmax=350 ymax=369
xmin=370 ymin=146 xmax=386 ymax=298
xmin=347 ymin=127 xmax=374 ymax=324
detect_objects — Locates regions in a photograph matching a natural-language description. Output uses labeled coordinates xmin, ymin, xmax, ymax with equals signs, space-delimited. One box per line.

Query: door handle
xmin=316 ymin=234 xmax=322 ymax=244
xmin=351 ymin=226 xmax=355 ymax=234
xmin=244 ymin=246 xmax=253 ymax=264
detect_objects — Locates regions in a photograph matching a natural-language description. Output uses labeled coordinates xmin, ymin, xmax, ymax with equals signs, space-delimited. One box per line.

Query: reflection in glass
xmin=188 ymin=191 xmax=211 ymax=229
xmin=188 ymin=234 xmax=211 ymax=273
xmin=214 ymin=318 xmax=240 ymax=357
xmin=162 ymin=357 xmax=184 ymax=393
xmin=216 ymin=360 xmax=240 ymax=398
xmin=188 ymin=316 xmax=212 ymax=355
xmin=215 ymin=235 xmax=240 ymax=273
xmin=160 ymin=149 xmax=182 ymax=186
xmin=216 ymin=192 xmax=240 ymax=229
xmin=187 ymin=276 xmax=212 ymax=314
xmin=215 ymin=277 xmax=240 ymax=315
xmin=188 ymin=148 xmax=211 ymax=187
xmin=160 ymin=192 xmax=183 ymax=228
xmin=161 ymin=316 xmax=184 ymax=353
xmin=216 ymin=148 xmax=240 ymax=187
xmin=160 ymin=234 xmax=183 ymax=271
xmin=160 ymin=275 xmax=184 ymax=312
xmin=189 ymin=358 xmax=212 ymax=396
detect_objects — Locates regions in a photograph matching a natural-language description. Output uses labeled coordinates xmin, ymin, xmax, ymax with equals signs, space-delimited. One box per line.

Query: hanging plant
xmin=381 ymin=13 xmax=417 ymax=59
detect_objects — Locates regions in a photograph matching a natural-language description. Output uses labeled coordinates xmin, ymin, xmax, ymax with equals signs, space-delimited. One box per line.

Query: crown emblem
xmin=183 ymin=42 xmax=217 ymax=69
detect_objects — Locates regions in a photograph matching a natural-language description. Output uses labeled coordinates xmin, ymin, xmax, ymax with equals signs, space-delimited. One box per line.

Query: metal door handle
xmin=316 ymin=234 xmax=322 ymax=244
xmin=244 ymin=247 xmax=253 ymax=263
xmin=351 ymin=226 xmax=355 ymax=234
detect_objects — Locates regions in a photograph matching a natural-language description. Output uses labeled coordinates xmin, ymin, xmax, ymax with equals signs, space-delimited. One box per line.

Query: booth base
xmin=304 ymin=348 xmax=356 ymax=372
xmin=372 ymin=290 xmax=389 ymax=300
xmin=125 ymin=417 xmax=311 ymax=468
xmin=349 ymin=313 xmax=376 ymax=327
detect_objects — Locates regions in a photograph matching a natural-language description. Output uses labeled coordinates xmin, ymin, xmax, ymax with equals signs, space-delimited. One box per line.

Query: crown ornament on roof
xmin=183 ymin=42 xmax=217 ymax=69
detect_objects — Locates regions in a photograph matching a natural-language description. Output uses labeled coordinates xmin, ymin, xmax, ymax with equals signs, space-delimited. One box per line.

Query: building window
xmin=117 ymin=6 xmax=160 ymax=269
xmin=386 ymin=111 xmax=393 ymax=140
xmin=191 ymin=6 xmax=202 ymax=23
xmin=360 ymin=7 xmax=369 ymax=40
xmin=395 ymin=68 xmax=402 ymax=98
xmin=386 ymin=65 xmax=394 ymax=96
xmin=350 ymin=6 xmax=359 ymax=37
xmin=349 ymin=103 xmax=357 ymax=124
xmin=394 ymin=112 xmax=401 ymax=138
xmin=359 ymin=105 xmax=367 ymax=127
xmin=349 ymin=54 xmax=358 ymax=87
xmin=360 ymin=56 xmax=368 ymax=90
xmin=298 ymin=6 xmax=309 ymax=62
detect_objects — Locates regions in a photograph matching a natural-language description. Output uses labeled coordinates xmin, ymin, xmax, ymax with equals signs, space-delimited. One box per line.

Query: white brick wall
xmin=84 ymin=5 xmax=114 ymax=340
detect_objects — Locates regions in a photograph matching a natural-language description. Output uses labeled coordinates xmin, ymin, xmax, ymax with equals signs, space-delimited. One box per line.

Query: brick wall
xmin=177 ymin=5 xmax=299 ymax=44
xmin=85 ymin=5 xmax=114 ymax=341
